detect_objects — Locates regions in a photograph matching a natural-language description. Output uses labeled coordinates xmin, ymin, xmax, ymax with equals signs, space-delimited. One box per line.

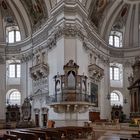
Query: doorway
xmin=42 ymin=113 xmax=47 ymax=127
xmin=35 ymin=114 xmax=39 ymax=127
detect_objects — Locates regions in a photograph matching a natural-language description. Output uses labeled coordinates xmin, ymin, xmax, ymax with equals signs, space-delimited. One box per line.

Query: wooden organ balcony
xmin=49 ymin=74 xmax=94 ymax=113
xmin=49 ymin=60 xmax=96 ymax=113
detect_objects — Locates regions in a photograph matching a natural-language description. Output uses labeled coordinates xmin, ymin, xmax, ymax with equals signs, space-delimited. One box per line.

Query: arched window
xmin=6 ymin=26 xmax=21 ymax=43
xmin=110 ymin=91 xmax=123 ymax=106
xmin=109 ymin=31 xmax=122 ymax=48
xmin=111 ymin=92 xmax=119 ymax=101
xmin=6 ymin=90 xmax=21 ymax=106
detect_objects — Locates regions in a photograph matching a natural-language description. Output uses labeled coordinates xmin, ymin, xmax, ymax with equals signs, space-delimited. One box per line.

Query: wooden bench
xmin=29 ymin=126 xmax=93 ymax=140
xmin=30 ymin=128 xmax=63 ymax=140
xmin=3 ymin=134 xmax=17 ymax=140
xmin=10 ymin=130 xmax=38 ymax=140
xmin=19 ymin=129 xmax=47 ymax=140
xmin=132 ymin=134 xmax=140 ymax=138
xmin=42 ymin=129 xmax=62 ymax=140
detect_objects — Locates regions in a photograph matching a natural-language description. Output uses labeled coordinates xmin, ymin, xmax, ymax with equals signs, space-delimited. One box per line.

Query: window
xmin=9 ymin=64 xmax=21 ymax=78
xmin=9 ymin=91 xmax=21 ymax=105
xmin=109 ymin=31 xmax=122 ymax=48
xmin=110 ymin=66 xmax=120 ymax=80
xmin=110 ymin=92 xmax=119 ymax=101
xmin=6 ymin=26 xmax=21 ymax=43
xmin=8 ymin=30 xmax=21 ymax=43
xmin=110 ymin=91 xmax=123 ymax=106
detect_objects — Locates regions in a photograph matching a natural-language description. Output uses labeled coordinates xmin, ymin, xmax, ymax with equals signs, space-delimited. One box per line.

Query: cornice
xmin=51 ymin=0 xmax=88 ymax=18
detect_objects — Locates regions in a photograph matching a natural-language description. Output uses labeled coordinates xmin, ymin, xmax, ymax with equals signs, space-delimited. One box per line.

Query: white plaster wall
xmin=123 ymin=65 xmax=132 ymax=118
xmin=64 ymin=38 xmax=76 ymax=64
xmin=100 ymin=66 xmax=112 ymax=120
xmin=27 ymin=60 xmax=33 ymax=97
xmin=48 ymin=38 xmax=64 ymax=96
xmin=0 ymin=64 xmax=6 ymax=120
xmin=7 ymin=78 xmax=20 ymax=85
xmin=20 ymin=62 xmax=28 ymax=104
xmin=77 ymin=38 xmax=88 ymax=75
xmin=64 ymin=38 xmax=89 ymax=75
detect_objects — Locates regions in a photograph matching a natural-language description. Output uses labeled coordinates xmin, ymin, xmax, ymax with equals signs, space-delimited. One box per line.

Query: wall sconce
xmin=124 ymin=98 xmax=128 ymax=104
xmin=107 ymin=93 xmax=110 ymax=100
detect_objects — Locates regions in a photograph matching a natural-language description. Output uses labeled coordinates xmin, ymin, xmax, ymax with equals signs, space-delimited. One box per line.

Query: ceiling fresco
xmin=90 ymin=0 xmax=109 ymax=28
xmin=20 ymin=0 xmax=47 ymax=25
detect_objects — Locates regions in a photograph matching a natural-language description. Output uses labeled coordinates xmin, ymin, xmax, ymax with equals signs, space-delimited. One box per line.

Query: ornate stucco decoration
xmin=88 ymin=64 xmax=104 ymax=82
xmin=30 ymin=63 xmax=49 ymax=80
xmin=34 ymin=108 xmax=40 ymax=114
xmin=20 ymin=51 xmax=34 ymax=63
xmin=83 ymin=40 xmax=109 ymax=65
xmin=128 ymin=56 xmax=140 ymax=117
xmin=41 ymin=107 xmax=49 ymax=114
xmin=110 ymin=50 xmax=124 ymax=58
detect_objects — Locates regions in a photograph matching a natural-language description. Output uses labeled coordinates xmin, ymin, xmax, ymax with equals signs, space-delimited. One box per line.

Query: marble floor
xmin=97 ymin=130 xmax=139 ymax=140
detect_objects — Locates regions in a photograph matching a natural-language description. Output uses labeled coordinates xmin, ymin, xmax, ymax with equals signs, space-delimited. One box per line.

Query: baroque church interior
xmin=1 ymin=0 xmax=140 ymax=139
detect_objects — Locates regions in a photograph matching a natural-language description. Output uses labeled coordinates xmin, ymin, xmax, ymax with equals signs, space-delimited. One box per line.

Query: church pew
xmin=10 ymin=130 xmax=38 ymax=140
xmin=132 ymin=134 xmax=140 ymax=138
xmin=42 ymin=126 xmax=92 ymax=139
xmin=30 ymin=128 xmax=63 ymax=140
xmin=29 ymin=126 xmax=93 ymax=140
xmin=41 ymin=129 xmax=62 ymax=140
xmin=19 ymin=129 xmax=47 ymax=140
xmin=3 ymin=134 xmax=17 ymax=140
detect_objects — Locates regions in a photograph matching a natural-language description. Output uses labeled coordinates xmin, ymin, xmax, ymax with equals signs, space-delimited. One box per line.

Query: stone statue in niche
xmin=17 ymin=98 xmax=35 ymax=128
xmin=21 ymin=98 xmax=31 ymax=121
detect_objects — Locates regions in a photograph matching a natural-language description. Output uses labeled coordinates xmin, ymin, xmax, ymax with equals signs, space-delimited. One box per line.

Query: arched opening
xmin=109 ymin=31 xmax=122 ymax=48
xmin=110 ymin=90 xmax=123 ymax=106
xmin=6 ymin=26 xmax=21 ymax=43
xmin=6 ymin=89 xmax=21 ymax=106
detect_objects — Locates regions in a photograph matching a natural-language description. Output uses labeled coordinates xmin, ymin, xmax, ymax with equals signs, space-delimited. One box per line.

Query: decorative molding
xmin=30 ymin=63 xmax=49 ymax=80
xmin=88 ymin=64 xmax=104 ymax=82
xmin=41 ymin=107 xmax=49 ymax=114
xmin=20 ymin=51 xmax=34 ymax=63
xmin=34 ymin=108 xmax=40 ymax=114
xmin=0 ymin=54 xmax=5 ymax=64
xmin=110 ymin=50 xmax=124 ymax=58
xmin=33 ymin=78 xmax=49 ymax=94
xmin=83 ymin=41 xmax=110 ymax=65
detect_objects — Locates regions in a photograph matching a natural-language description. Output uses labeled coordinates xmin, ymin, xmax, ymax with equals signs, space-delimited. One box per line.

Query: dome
xmin=90 ymin=0 xmax=140 ymax=49
xmin=0 ymin=0 xmax=48 ymax=43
